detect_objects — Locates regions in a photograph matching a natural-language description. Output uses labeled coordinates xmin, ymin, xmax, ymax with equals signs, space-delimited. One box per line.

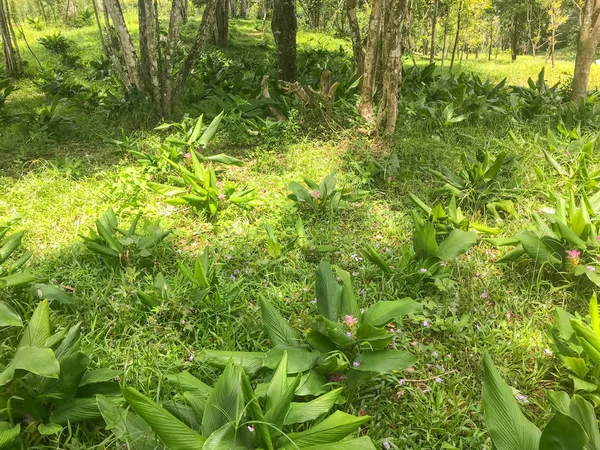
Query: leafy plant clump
xmin=201 ymin=260 xmax=420 ymax=392
xmin=101 ymin=354 xmax=376 ymax=449
xmin=0 ymin=216 xmax=36 ymax=288
xmin=142 ymin=113 xmax=259 ymax=216
xmin=80 ymin=208 xmax=171 ymax=265
xmin=288 ymin=172 xmax=368 ymax=211
xmin=489 ymin=192 xmax=600 ymax=286
xmin=0 ymin=301 xmax=122 ymax=447
xmin=483 ymin=353 xmax=600 ymax=450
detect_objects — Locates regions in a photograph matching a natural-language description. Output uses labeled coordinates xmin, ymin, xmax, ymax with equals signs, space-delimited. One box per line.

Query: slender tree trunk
xmin=346 ymin=0 xmax=364 ymax=78
xmin=551 ymin=26 xmax=556 ymax=68
xmin=0 ymin=0 xmax=23 ymax=77
xmin=441 ymin=18 xmax=448 ymax=70
xmin=215 ymin=0 xmax=229 ymax=45
xmin=488 ymin=16 xmax=493 ymax=61
xmin=377 ymin=0 xmax=408 ymax=134
xmin=173 ymin=0 xmax=218 ymax=102
xmin=449 ymin=0 xmax=462 ymax=73
xmin=272 ymin=0 xmax=297 ymax=81
xmin=138 ymin=0 xmax=161 ymax=104
xmin=240 ymin=0 xmax=248 ymax=17
xmin=358 ymin=0 xmax=383 ymax=122
xmin=91 ymin=0 xmax=108 ymax=56
xmin=571 ymin=0 xmax=600 ymax=100
xmin=104 ymin=0 xmax=143 ymax=90
xmin=430 ymin=0 xmax=438 ymax=64
xmin=510 ymin=15 xmax=518 ymax=61
xmin=162 ymin=0 xmax=186 ymax=115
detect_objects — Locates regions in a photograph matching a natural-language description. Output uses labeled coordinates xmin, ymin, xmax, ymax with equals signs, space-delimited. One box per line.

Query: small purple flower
xmin=423 ymin=320 xmax=431 ymax=328
xmin=587 ymin=266 xmax=596 ymax=272
xmin=184 ymin=152 xmax=191 ymax=160
xmin=312 ymin=191 xmax=319 ymax=199
xmin=434 ymin=377 xmax=443 ymax=384
xmin=398 ymin=379 xmax=406 ymax=386
xmin=480 ymin=292 xmax=488 ymax=299
xmin=180 ymin=319 xmax=186 ymax=325
xmin=311 ymin=298 xmax=317 ymax=304
xmin=218 ymin=193 xmax=226 ymax=201
xmin=439 ymin=261 xmax=447 ymax=267
xmin=352 ymin=361 xmax=361 ymax=367
xmin=420 ymin=268 xmax=427 ymax=273
xmin=383 ymin=442 xmax=391 ymax=450
xmin=544 ymin=348 xmax=553 ymax=356
xmin=516 ymin=394 xmax=529 ymax=403
xmin=188 ymin=354 xmax=194 ymax=361
xmin=387 ymin=176 xmax=392 ymax=182
xmin=432 ymin=351 xmax=439 ymax=359
xmin=114 ymin=376 xmax=120 ymax=383
xmin=345 ymin=331 xmax=353 ymax=337
xmin=248 ymin=425 xmax=255 ymax=433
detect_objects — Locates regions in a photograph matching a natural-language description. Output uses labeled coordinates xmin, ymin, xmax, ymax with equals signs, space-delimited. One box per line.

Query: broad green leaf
xmin=148 ymin=182 xmax=188 ymax=197
xmin=80 ymin=368 xmax=123 ymax=386
xmin=30 ymin=284 xmax=74 ymax=305
xmin=590 ymin=294 xmax=600 ymax=337
xmin=413 ymin=222 xmax=438 ymax=259
xmin=202 ymin=361 xmax=245 ymax=436
xmin=0 ymin=302 xmax=21 ymax=327
xmin=260 ymin=296 xmax=300 ymax=347
xmin=538 ymin=411 xmax=587 ymax=450
xmin=278 ymin=411 xmax=370 ymax=448
xmin=361 ymin=298 xmax=422 ymax=327
xmin=300 ymin=436 xmax=377 ymax=450
xmin=38 ymin=423 xmax=63 ymax=435
xmin=0 ymin=231 xmax=24 ymax=264
xmin=202 ymin=422 xmax=249 ymax=449
xmin=18 ymin=299 xmax=51 ymax=348
xmin=188 ymin=115 xmax=203 ymax=145
xmin=284 ymin=388 xmax=343 ymax=425
xmin=437 ymin=229 xmax=477 ymax=260
xmin=123 ymin=387 xmax=206 ymax=450
xmin=265 ymin=352 xmax=300 ymax=428
xmin=517 ymin=231 xmax=562 ymax=265
xmin=206 ymin=154 xmax=243 ymax=166
xmin=360 ymin=245 xmax=392 ymax=274
xmin=0 ymin=422 xmax=20 ymax=448
xmin=198 ymin=111 xmax=223 ymax=146
xmin=0 ymin=272 xmax=38 ymax=287
xmin=334 ymin=267 xmax=360 ymax=319
xmin=569 ymin=395 xmax=600 ymax=450
xmin=263 ymin=346 xmax=320 ymax=374
xmin=198 ymin=350 xmax=264 ymax=376
xmin=0 ymin=346 xmax=59 ymax=386
xmin=316 ymin=260 xmax=342 ymax=322
xmin=49 ymin=398 xmax=101 ymax=424
xmin=166 ymin=371 xmax=212 ymax=399
xmin=352 ymin=350 xmax=416 ymax=374
xmin=482 ymin=353 xmax=541 ymax=450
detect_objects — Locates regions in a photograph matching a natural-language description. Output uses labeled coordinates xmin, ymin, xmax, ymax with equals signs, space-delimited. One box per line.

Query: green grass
xmin=0 ymin=12 xmax=598 ymax=450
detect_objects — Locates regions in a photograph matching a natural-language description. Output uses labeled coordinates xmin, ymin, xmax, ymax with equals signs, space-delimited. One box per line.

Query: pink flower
xmin=312 ymin=191 xmax=319 ymax=199
xmin=587 ymin=266 xmax=596 ymax=272
xmin=218 ymin=193 xmax=226 ymax=201
xmin=344 ymin=314 xmax=358 ymax=328
xmin=184 ymin=152 xmax=191 ymax=160
xmin=387 ymin=176 xmax=392 ymax=182
xmin=566 ymin=249 xmax=581 ymax=264
xmin=352 ymin=361 xmax=361 ymax=367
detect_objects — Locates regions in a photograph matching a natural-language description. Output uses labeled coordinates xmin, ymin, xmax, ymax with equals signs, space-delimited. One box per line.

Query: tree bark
xmin=0 ymin=0 xmax=22 ymax=77
xmin=104 ymin=0 xmax=143 ymax=90
xmin=163 ymin=0 xmax=187 ymax=115
xmin=510 ymin=14 xmax=518 ymax=61
xmin=346 ymin=0 xmax=364 ymax=78
xmin=376 ymin=0 xmax=407 ymax=134
xmin=441 ymin=18 xmax=448 ymax=69
xmin=138 ymin=0 xmax=161 ymax=104
xmin=215 ymin=0 xmax=229 ymax=45
xmin=358 ymin=0 xmax=383 ymax=122
xmin=272 ymin=0 xmax=297 ymax=81
xmin=449 ymin=0 xmax=462 ymax=73
xmin=430 ymin=0 xmax=438 ymax=64
xmin=240 ymin=0 xmax=248 ymax=17
xmin=571 ymin=0 xmax=600 ymax=100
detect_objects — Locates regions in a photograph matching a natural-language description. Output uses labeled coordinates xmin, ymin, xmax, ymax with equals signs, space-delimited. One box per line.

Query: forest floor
xmin=0 ymin=15 xmax=598 ymax=449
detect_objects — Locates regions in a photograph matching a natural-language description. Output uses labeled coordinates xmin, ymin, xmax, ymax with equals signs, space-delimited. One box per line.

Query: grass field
xmin=0 ymin=12 xmax=599 ymax=450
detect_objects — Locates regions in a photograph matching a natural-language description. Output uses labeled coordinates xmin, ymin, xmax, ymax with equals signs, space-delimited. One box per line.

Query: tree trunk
xmin=441 ymin=18 xmax=448 ymax=70
xmin=240 ymin=0 xmax=248 ymax=17
xmin=430 ymin=0 xmax=438 ymax=64
xmin=551 ymin=26 xmax=556 ymax=68
xmin=571 ymin=0 xmax=600 ymax=101
xmin=346 ymin=0 xmax=364 ymax=78
xmin=215 ymin=0 xmax=229 ymax=45
xmin=376 ymin=0 xmax=408 ymax=134
xmin=0 ymin=0 xmax=23 ymax=77
xmin=162 ymin=0 xmax=187 ymax=115
xmin=449 ymin=0 xmax=462 ymax=73
xmin=272 ymin=0 xmax=297 ymax=81
xmin=104 ymin=0 xmax=143 ymax=90
xmin=91 ymin=0 xmax=108 ymax=56
xmin=138 ymin=0 xmax=161 ymax=104
xmin=358 ymin=0 xmax=383 ymax=122
xmin=510 ymin=15 xmax=518 ymax=61
xmin=488 ymin=15 xmax=493 ymax=61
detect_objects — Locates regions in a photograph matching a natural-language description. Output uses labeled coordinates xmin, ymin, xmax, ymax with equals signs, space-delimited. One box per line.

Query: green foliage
xmin=102 ymin=356 xmax=375 ymax=449
xmin=144 ymin=113 xmax=259 ymax=216
xmin=0 ymin=300 xmax=121 ymax=447
xmin=0 ymin=216 xmax=36 ymax=288
xmin=483 ymin=353 xmax=599 ymax=450
xmin=429 ymin=148 xmax=517 ymax=216
xmin=203 ymin=260 xmax=419 ymax=391
xmin=0 ymin=77 xmax=15 ymax=112
xmin=39 ymin=33 xmax=72 ymax=55
xmin=363 ymin=214 xmax=478 ymax=291
xmin=548 ymin=293 xmax=600 ymax=404
xmin=11 ymin=98 xmax=73 ymax=144
xmin=489 ymin=192 xmax=600 ymax=286
xmin=288 ymin=172 xmax=368 ymax=211
xmin=80 ymin=208 xmax=171 ymax=265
